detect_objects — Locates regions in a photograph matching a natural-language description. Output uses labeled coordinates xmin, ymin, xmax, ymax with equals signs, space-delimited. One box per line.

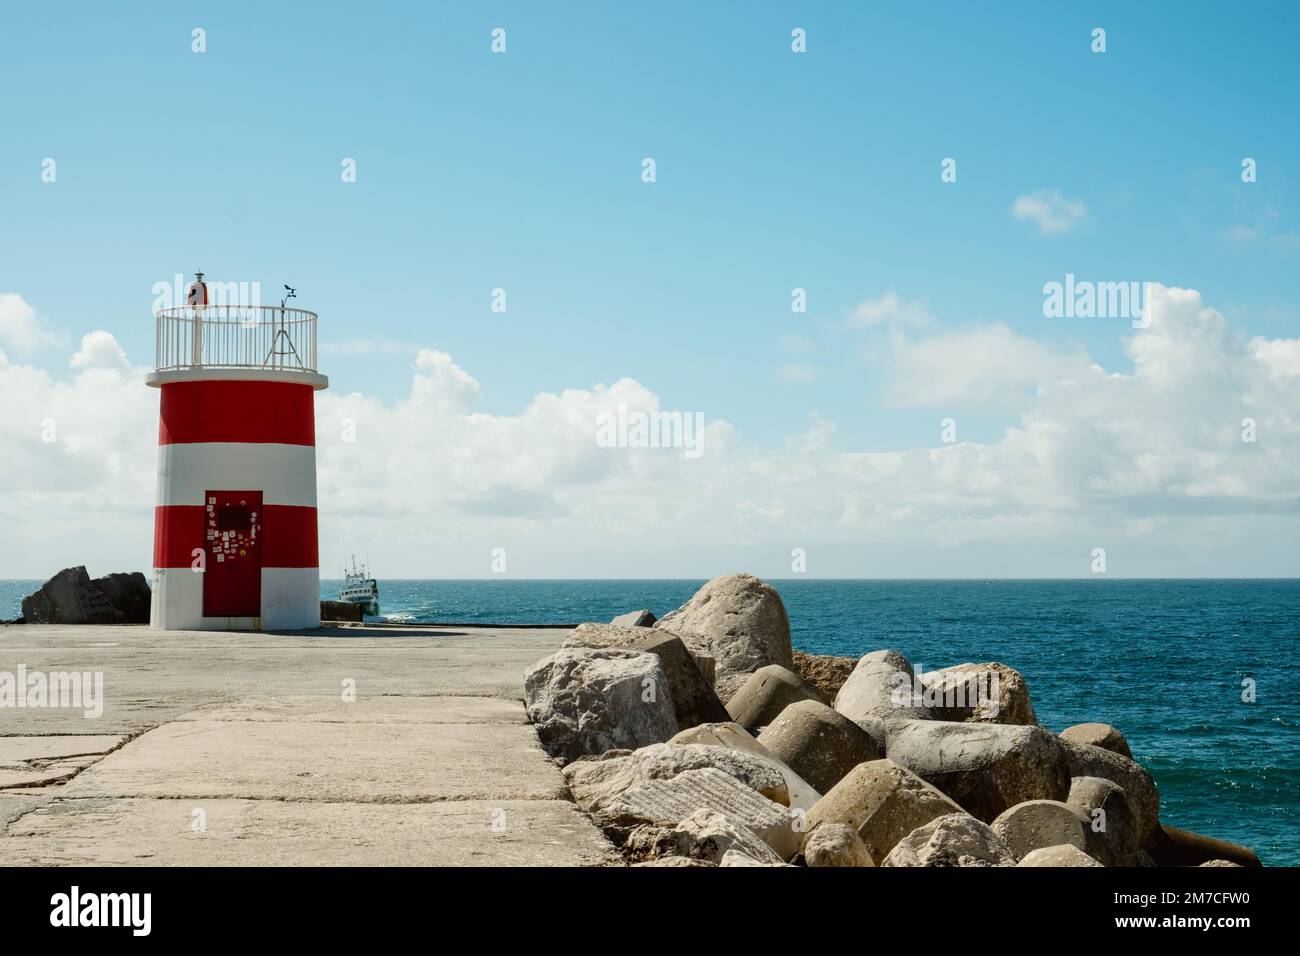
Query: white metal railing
xmin=155 ymin=305 xmax=318 ymax=373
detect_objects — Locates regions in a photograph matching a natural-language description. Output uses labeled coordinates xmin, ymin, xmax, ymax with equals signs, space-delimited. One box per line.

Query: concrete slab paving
xmin=63 ymin=708 xmax=567 ymax=802
xmin=0 ymin=623 xmax=569 ymax=734
xmin=0 ymin=623 xmax=622 ymax=865
xmin=0 ymin=735 xmax=127 ymax=788
xmin=0 ymin=793 xmax=51 ymax=828
xmin=173 ymin=694 xmax=528 ymax=724
xmin=0 ymin=797 xmax=619 ymax=866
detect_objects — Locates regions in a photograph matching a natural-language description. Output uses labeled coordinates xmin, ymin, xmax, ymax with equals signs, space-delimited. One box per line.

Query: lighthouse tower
xmin=148 ymin=275 xmax=327 ymax=630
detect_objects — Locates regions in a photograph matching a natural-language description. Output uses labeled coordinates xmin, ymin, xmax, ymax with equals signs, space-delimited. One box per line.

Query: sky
xmin=1 ymin=1 xmax=1299 ymax=578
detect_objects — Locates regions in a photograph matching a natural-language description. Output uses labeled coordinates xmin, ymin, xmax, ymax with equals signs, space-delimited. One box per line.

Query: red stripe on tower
xmin=159 ymin=379 xmax=316 ymax=445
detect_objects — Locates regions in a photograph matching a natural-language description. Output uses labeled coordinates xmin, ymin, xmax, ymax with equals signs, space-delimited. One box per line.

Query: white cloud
xmin=881 ymin=323 xmax=1094 ymax=410
xmin=1251 ymin=336 xmax=1300 ymax=379
xmin=0 ymin=293 xmax=66 ymax=354
xmin=2 ymin=286 xmax=1299 ymax=579
xmin=850 ymin=291 xmax=932 ymax=329
xmin=778 ymin=334 xmax=815 ymax=354
xmin=1012 ymin=189 xmax=1087 ymax=236
xmin=70 ymin=331 xmax=131 ymax=372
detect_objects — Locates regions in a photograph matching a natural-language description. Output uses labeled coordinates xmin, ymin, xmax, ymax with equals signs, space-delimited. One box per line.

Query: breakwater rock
xmin=522 ymin=573 xmax=1262 ymax=868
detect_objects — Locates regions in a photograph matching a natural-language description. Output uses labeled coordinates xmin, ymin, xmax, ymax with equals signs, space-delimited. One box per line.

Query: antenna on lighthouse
xmin=264 ymin=282 xmax=303 ymax=369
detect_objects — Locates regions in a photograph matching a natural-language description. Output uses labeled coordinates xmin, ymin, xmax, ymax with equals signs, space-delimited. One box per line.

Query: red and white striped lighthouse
xmin=148 ymin=275 xmax=327 ymax=630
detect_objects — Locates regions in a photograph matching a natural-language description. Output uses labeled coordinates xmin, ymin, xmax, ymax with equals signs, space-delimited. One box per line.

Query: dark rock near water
xmin=92 ymin=572 xmax=151 ymax=624
xmin=21 ymin=566 xmax=150 ymax=625
xmin=321 ymin=600 xmax=363 ymax=623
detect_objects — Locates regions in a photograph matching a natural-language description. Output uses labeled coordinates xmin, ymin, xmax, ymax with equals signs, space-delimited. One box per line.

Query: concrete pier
xmin=0 ymin=624 xmax=618 ymax=866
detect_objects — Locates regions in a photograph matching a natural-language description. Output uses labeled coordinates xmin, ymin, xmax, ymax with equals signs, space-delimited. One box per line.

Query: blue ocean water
xmin=4 ymin=578 xmax=1296 ymax=864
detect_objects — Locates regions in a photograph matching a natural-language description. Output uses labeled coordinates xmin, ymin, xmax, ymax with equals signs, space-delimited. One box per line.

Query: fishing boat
xmin=338 ymin=556 xmax=380 ymax=618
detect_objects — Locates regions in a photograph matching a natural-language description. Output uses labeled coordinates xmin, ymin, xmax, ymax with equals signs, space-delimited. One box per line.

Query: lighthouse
xmin=148 ymin=275 xmax=327 ymax=630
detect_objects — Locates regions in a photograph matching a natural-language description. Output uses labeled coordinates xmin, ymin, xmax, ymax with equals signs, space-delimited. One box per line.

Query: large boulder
xmin=320 ymin=599 xmax=363 ymax=622
xmin=1060 ymin=740 xmax=1160 ymax=845
xmin=804 ymin=758 xmax=963 ymax=863
xmin=886 ymin=720 xmax=1071 ymax=822
xmin=990 ymin=799 xmax=1087 ymax=861
xmin=523 ymin=648 xmax=678 ymax=764
xmin=1066 ymin=776 xmax=1140 ymax=867
xmin=563 ymin=743 xmax=789 ymax=813
xmin=726 ymin=664 xmax=828 ymax=731
xmin=882 ymin=813 xmax=1016 ymax=867
xmin=597 ymin=766 xmax=802 ymax=860
xmin=1018 ymin=844 xmax=1103 ymax=867
xmin=91 ymin=571 xmax=151 ymax=624
xmin=919 ymin=662 xmax=1037 ymax=726
xmin=803 ymin=822 xmax=875 ymax=867
xmin=632 ymin=633 xmax=729 ymax=729
xmin=562 ymin=629 xmax=729 ymax=729
xmin=636 ymin=808 xmax=784 ymax=865
xmin=564 ymin=622 xmax=716 ymax=688
xmin=655 ymin=573 xmax=793 ymax=701
xmin=669 ymin=722 xmax=821 ymax=812
xmin=833 ymin=650 xmax=930 ymax=748
xmin=1146 ymin=825 xmax=1261 ymax=868
xmin=792 ymin=650 xmax=857 ymax=701
xmin=1060 ymin=723 xmax=1133 ymax=760
xmin=21 ymin=566 xmax=123 ymax=625
xmin=756 ymin=699 xmax=881 ymax=794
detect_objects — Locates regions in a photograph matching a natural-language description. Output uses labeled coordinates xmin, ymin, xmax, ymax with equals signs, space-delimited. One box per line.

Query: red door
xmin=203 ymin=490 xmax=263 ymax=618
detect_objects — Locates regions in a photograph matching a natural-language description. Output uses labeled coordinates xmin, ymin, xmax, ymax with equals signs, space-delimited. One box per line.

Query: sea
xmin=4 ymin=577 xmax=1297 ymax=865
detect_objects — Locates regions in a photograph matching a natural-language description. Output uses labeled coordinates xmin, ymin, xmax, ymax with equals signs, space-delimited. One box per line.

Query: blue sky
xmin=2 ymin=2 xmax=1299 ymax=577
xmin=3 ymin=2 xmax=1296 ymax=445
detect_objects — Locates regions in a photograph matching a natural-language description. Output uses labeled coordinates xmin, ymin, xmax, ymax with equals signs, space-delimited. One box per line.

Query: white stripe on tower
xmin=155 ymin=442 xmax=319 ymax=507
